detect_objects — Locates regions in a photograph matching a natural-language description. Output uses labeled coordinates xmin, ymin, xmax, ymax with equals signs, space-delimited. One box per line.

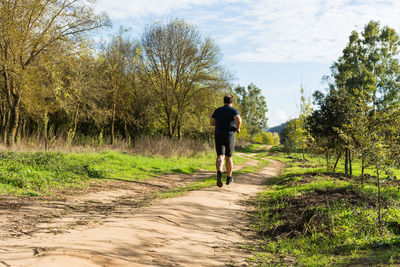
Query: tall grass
xmin=3 ymin=135 xmax=213 ymax=157
xmin=130 ymin=135 xmax=212 ymax=157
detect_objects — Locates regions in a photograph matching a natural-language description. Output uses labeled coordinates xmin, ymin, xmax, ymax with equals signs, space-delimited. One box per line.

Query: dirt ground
xmin=0 ymin=153 xmax=283 ymax=267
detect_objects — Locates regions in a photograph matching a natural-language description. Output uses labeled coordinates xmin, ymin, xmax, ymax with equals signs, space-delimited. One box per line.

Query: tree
xmin=141 ymin=19 xmax=228 ymax=139
xmin=309 ymin=21 xmax=400 ymax=172
xmin=297 ymin=86 xmax=312 ymax=159
xmin=280 ymin=119 xmax=298 ymax=153
xmin=252 ymin=131 xmax=279 ymax=145
xmin=332 ymin=21 xmax=400 ymax=112
xmin=100 ymin=29 xmax=141 ymax=144
xmin=0 ymin=0 xmax=109 ymax=146
xmin=21 ymin=52 xmax=63 ymax=150
xmin=58 ymin=48 xmax=106 ymax=145
xmin=307 ymin=87 xmax=353 ymax=171
xmin=234 ymin=83 xmax=268 ymax=136
xmin=339 ymin=90 xmax=400 ymax=232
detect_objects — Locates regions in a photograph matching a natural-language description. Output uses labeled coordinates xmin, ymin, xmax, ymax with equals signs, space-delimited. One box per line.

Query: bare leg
xmin=216 ymin=155 xmax=225 ymax=172
xmin=226 ymin=156 xmax=233 ymax=177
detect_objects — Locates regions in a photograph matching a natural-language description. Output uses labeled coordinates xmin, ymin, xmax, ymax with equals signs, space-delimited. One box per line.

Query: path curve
xmin=0 ymin=158 xmax=283 ymax=266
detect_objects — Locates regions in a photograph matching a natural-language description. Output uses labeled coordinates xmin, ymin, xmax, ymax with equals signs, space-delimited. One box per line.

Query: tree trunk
xmin=333 ymin=149 xmax=342 ymax=172
xmin=349 ymin=149 xmax=352 ymax=176
xmin=6 ymin=97 xmax=20 ymax=147
xmin=345 ymin=148 xmax=349 ymax=175
xmin=20 ymin=117 xmax=26 ymax=141
xmin=377 ymin=166 xmax=382 ymax=235
xmin=177 ymin=120 xmax=182 ymax=140
xmin=16 ymin=116 xmax=22 ymax=144
xmin=123 ymin=116 xmax=128 ymax=139
xmin=111 ymin=102 xmax=116 ymax=145
xmin=361 ymin=158 xmax=365 ymax=176
xmin=361 ymin=158 xmax=365 ymax=184
xmin=43 ymin=109 xmax=49 ymax=151
xmin=325 ymin=151 xmax=330 ymax=171
xmin=68 ymin=106 xmax=80 ymax=145
xmin=2 ymin=109 xmax=10 ymax=144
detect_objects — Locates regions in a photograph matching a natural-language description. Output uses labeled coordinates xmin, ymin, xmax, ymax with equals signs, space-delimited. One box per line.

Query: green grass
xmin=0 ymin=151 xmax=207 ymax=196
xmin=269 ymin=145 xmax=400 ymax=178
xmin=0 ymin=150 xmax=249 ymax=197
xmin=250 ymin=149 xmax=400 ymax=266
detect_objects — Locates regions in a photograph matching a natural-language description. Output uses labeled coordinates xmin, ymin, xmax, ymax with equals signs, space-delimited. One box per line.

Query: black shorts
xmin=215 ymin=134 xmax=236 ymax=157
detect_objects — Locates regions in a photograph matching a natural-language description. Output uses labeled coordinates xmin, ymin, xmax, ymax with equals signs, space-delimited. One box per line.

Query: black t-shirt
xmin=212 ymin=105 xmax=239 ymax=135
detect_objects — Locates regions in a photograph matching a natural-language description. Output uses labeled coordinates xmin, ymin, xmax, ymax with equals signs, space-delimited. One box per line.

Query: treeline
xmin=0 ymin=1 xmax=242 ymax=149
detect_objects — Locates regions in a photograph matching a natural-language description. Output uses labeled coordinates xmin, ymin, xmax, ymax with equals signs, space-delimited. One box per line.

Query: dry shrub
xmin=235 ymin=138 xmax=251 ymax=148
xmin=0 ymin=136 xmax=212 ymax=157
xmin=130 ymin=136 xmax=212 ymax=157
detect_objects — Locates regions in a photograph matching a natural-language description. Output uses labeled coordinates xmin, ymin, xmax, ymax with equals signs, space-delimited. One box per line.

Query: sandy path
xmin=0 ymin=157 xmax=282 ymax=267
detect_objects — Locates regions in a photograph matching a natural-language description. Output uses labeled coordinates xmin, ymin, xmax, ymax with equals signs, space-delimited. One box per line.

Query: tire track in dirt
xmin=0 ymin=154 xmax=283 ymax=266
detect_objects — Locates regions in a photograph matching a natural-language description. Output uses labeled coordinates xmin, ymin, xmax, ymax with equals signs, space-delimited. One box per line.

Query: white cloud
xmin=95 ymin=0 xmax=243 ymax=20
xmin=276 ymin=109 xmax=290 ymax=122
xmin=95 ymin=0 xmax=400 ymax=63
xmin=227 ymin=0 xmax=400 ymax=63
xmin=268 ymin=109 xmax=293 ymax=127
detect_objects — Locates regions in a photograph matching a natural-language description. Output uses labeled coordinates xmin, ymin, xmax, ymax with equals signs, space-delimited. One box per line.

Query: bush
xmin=251 ymin=131 xmax=280 ymax=145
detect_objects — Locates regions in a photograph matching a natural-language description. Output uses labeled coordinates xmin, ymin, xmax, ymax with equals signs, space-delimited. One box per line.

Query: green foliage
xmin=309 ymin=20 xmax=400 ymax=173
xmin=0 ymin=0 xmax=110 ymax=147
xmin=333 ymin=21 xmax=400 ymax=111
xmin=0 ymin=151 xmax=221 ymax=196
xmin=251 ymin=151 xmax=400 ymax=266
xmin=0 ymin=9 xmax=229 ymax=147
xmin=234 ymin=83 xmax=268 ymax=136
xmin=280 ymin=119 xmax=298 ymax=152
xmin=252 ymin=131 xmax=280 ymax=145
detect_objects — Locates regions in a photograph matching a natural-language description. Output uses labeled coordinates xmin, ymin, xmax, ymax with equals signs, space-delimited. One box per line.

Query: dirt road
xmin=0 ymin=156 xmax=282 ymax=266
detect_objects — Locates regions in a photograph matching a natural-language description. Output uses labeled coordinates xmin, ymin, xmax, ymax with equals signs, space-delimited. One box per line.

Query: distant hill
xmin=266 ymin=122 xmax=287 ymax=135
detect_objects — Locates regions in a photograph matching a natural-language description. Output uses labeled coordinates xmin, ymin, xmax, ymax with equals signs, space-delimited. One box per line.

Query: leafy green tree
xmin=0 ymin=0 xmax=109 ymax=146
xmin=234 ymin=83 xmax=268 ymax=136
xmin=297 ymin=86 xmax=312 ymax=159
xmin=280 ymin=119 xmax=298 ymax=153
xmin=339 ymin=90 xmax=400 ymax=232
xmin=332 ymin=21 xmax=400 ymax=112
xmin=58 ymin=49 xmax=106 ymax=145
xmin=307 ymin=87 xmax=353 ymax=171
xmin=252 ymin=131 xmax=278 ymax=145
xmin=141 ymin=19 xmax=228 ymax=139
xmin=100 ymin=29 xmax=141 ymax=144
xmin=309 ymin=21 xmax=400 ymax=172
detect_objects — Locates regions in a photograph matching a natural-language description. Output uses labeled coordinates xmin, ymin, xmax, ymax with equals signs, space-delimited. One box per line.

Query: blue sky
xmin=94 ymin=0 xmax=400 ymax=127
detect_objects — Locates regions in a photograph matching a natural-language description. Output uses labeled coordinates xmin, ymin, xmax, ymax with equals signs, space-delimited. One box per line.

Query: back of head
xmin=223 ymin=95 xmax=234 ymax=105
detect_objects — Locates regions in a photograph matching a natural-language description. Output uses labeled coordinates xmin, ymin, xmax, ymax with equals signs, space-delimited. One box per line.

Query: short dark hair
xmin=223 ymin=95 xmax=234 ymax=104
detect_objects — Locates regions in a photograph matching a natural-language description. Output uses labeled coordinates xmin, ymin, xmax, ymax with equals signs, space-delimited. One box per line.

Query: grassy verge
xmin=250 ymin=150 xmax=400 ymax=266
xmin=0 ymin=150 xmax=247 ymax=197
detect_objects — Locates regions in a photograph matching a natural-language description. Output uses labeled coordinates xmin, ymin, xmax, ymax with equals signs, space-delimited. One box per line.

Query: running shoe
xmin=217 ymin=171 xmax=223 ymax=187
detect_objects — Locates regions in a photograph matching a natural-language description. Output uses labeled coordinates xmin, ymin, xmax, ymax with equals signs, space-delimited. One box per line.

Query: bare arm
xmin=234 ymin=115 xmax=242 ymax=133
xmin=210 ymin=117 xmax=216 ymax=126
